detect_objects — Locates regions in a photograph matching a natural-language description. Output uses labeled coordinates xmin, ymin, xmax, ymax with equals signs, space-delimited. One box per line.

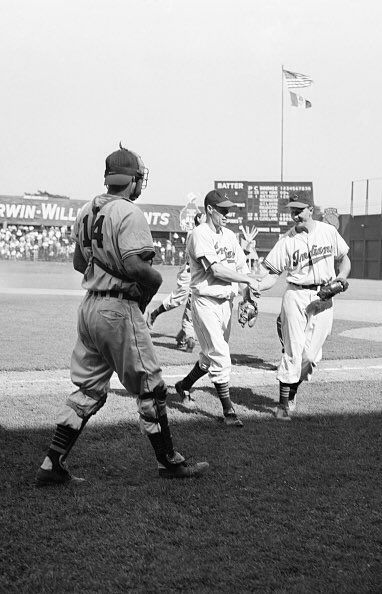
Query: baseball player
xmin=35 ymin=144 xmax=209 ymax=486
xmin=147 ymin=213 xmax=204 ymax=352
xmin=174 ymin=291 xmax=194 ymax=350
xmin=254 ymin=191 xmax=351 ymax=421
xmin=174 ymin=190 xmax=260 ymax=426
xmin=146 ymin=261 xmax=193 ymax=345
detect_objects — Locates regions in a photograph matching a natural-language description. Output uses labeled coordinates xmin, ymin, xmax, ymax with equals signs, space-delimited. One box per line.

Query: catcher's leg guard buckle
xmin=152 ymin=382 xmax=168 ymax=403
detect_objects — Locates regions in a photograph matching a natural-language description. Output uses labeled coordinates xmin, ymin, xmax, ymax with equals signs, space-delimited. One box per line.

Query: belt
xmin=88 ymin=290 xmax=135 ymax=300
xmin=289 ymin=283 xmax=321 ymax=290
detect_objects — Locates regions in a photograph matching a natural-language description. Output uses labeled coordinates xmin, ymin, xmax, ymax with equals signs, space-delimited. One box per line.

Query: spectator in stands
xmin=0 ymin=224 xmax=76 ymax=261
xmin=160 ymin=245 xmax=166 ymax=264
xmin=165 ymin=239 xmax=172 ymax=264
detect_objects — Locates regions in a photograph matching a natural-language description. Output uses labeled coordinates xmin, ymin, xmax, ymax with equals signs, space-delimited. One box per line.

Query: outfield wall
xmin=339 ymin=214 xmax=382 ymax=279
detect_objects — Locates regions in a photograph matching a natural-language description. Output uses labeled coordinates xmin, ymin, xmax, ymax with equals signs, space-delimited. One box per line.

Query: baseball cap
xmin=204 ymin=190 xmax=234 ymax=209
xmin=287 ymin=190 xmax=314 ymax=209
xmin=104 ymin=147 xmax=140 ymax=186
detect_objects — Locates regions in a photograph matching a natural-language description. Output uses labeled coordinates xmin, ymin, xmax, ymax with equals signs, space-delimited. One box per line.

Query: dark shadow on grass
xmin=108 ymin=388 xmax=236 ymax=422
xmin=148 ymin=331 xmax=184 ymax=351
xmin=171 ymin=401 xmax=223 ymax=423
xmin=231 ymin=353 xmax=278 ymax=370
xmin=10 ymin=409 xmax=382 ymax=487
xmin=230 ymin=386 xmax=276 ymax=412
xmin=151 ymin=342 xmax=279 ymax=366
xmin=2 ymin=411 xmax=382 ymax=593
xmin=151 ymin=339 xmax=183 ymax=351
xmin=109 ymin=385 xmax=275 ymax=416
xmin=189 ymin=385 xmax=276 ymax=415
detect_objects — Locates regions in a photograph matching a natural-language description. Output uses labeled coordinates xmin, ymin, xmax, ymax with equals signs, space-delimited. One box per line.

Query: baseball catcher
xmin=238 ymin=286 xmax=259 ymax=328
xmin=35 ymin=143 xmax=209 ymax=486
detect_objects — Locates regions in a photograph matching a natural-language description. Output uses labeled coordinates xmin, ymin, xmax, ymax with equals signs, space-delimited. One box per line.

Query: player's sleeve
xmin=189 ymin=227 xmax=218 ymax=269
xmin=71 ymin=211 xmax=82 ymax=244
xmin=263 ymin=239 xmax=286 ymax=275
xmin=118 ymin=206 xmax=155 ymax=260
xmin=333 ymin=228 xmax=349 ymax=259
xmin=71 ymin=202 xmax=90 ymax=246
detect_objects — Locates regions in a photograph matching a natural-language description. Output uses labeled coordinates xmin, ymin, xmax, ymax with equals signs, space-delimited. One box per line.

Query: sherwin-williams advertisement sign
xmin=0 ymin=196 xmax=183 ymax=232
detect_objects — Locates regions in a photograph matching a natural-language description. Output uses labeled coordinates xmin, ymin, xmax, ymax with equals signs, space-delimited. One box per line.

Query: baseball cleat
xmin=146 ymin=311 xmax=156 ymax=330
xmin=175 ymin=330 xmax=186 ymax=348
xmin=185 ymin=337 xmax=196 ymax=353
xmin=223 ymin=411 xmax=244 ymax=427
xmin=35 ymin=462 xmax=85 ymax=487
xmin=175 ymin=380 xmax=196 ymax=408
xmin=274 ymin=405 xmax=292 ymax=421
xmin=159 ymin=461 xmax=209 ymax=479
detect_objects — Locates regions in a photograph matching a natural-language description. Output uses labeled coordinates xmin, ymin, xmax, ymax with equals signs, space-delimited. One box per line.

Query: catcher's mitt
xmin=238 ymin=298 xmax=258 ymax=328
xmin=317 ymin=278 xmax=349 ymax=301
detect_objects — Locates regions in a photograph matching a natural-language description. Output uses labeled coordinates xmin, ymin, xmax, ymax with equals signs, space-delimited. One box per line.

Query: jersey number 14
xmin=82 ymin=215 xmax=105 ymax=248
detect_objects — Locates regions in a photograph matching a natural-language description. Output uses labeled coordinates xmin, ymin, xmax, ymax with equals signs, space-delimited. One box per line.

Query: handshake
xmin=247 ymin=274 xmax=261 ymax=299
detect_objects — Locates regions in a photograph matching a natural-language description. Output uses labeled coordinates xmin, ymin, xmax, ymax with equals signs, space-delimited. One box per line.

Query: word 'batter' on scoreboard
xmin=214 ymin=180 xmax=313 ymax=253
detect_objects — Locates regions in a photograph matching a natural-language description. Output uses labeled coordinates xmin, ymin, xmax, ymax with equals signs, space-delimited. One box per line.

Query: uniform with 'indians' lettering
xmin=264 ymin=221 xmax=349 ymax=383
xmin=187 ymin=222 xmax=249 ymax=383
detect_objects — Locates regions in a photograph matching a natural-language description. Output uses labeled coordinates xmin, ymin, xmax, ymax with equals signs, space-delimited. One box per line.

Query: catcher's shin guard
xmin=140 ymin=383 xmax=179 ymax=467
xmin=60 ymin=393 xmax=108 ymax=462
xmin=144 ymin=385 xmax=209 ymax=478
xmin=152 ymin=383 xmax=176 ymax=460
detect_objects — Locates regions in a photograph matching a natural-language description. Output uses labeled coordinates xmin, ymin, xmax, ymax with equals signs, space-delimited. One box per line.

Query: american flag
xmin=283 ymin=69 xmax=313 ymax=89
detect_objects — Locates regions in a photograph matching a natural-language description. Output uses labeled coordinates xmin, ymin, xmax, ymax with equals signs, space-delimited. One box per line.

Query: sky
xmin=0 ymin=0 xmax=381 ymax=215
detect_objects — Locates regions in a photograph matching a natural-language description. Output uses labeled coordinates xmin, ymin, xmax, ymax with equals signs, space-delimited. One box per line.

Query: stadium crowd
xmin=0 ymin=225 xmax=75 ymax=261
xmin=152 ymin=235 xmax=186 ymax=265
xmin=0 ymin=224 xmax=187 ymax=264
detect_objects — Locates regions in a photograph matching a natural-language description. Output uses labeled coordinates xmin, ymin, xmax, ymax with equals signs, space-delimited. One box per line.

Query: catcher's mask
xmin=104 ymin=143 xmax=149 ymax=199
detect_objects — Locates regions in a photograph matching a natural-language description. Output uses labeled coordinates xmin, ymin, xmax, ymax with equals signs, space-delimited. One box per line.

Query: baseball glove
xmin=238 ymin=298 xmax=258 ymax=328
xmin=317 ymin=278 xmax=349 ymax=301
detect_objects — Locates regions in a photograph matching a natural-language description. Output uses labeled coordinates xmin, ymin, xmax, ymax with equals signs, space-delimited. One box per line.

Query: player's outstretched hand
xmin=247 ymin=278 xmax=260 ymax=298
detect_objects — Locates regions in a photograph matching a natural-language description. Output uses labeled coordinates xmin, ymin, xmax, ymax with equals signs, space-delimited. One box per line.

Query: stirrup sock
xmin=289 ymin=381 xmax=301 ymax=401
xmin=214 ymin=382 xmax=232 ymax=413
xmin=279 ymin=382 xmax=291 ymax=407
xmin=182 ymin=362 xmax=208 ymax=391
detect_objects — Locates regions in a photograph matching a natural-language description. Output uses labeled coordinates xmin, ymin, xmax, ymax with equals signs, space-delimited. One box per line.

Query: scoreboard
xmin=214 ymin=180 xmax=314 ymax=253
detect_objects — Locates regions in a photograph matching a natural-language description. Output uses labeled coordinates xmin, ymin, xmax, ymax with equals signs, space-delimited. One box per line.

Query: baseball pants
xmin=162 ymin=263 xmax=191 ymax=311
xmin=191 ymin=294 xmax=233 ymax=384
xmin=277 ymin=285 xmax=334 ymax=384
xmin=57 ymin=292 xmax=165 ymax=436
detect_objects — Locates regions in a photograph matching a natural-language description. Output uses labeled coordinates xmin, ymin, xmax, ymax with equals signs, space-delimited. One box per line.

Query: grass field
xmin=1 ymin=262 xmax=382 ymax=593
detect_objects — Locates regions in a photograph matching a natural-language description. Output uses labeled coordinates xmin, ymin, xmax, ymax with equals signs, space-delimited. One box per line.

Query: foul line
xmin=3 ymin=362 xmax=382 ymax=385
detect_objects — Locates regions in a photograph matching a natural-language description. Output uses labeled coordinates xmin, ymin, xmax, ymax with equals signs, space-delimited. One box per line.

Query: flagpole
xmin=281 ymin=65 xmax=284 ymax=182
